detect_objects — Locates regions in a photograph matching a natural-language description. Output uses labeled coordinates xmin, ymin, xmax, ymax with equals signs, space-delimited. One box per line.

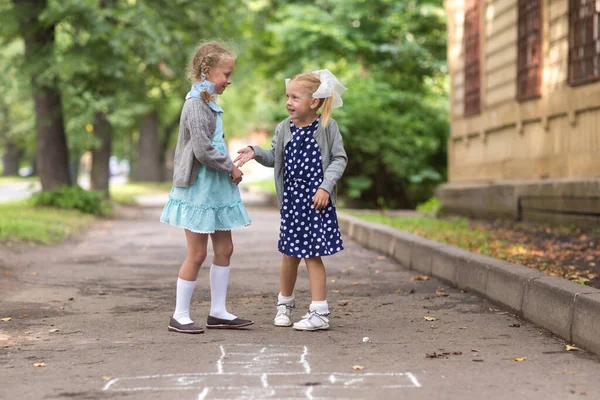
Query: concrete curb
xmin=338 ymin=212 xmax=600 ymax=355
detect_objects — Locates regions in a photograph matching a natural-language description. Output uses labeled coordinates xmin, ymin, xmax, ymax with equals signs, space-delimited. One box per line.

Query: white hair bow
xmin=311 ymin=69 xmax=347 ymax=108
xmin=285 ymin=69 xmax=348 ymax=109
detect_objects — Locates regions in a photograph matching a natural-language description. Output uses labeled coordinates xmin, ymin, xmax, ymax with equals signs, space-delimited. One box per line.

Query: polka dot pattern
xmin=278 ymin=118 xmax=343 ymax=258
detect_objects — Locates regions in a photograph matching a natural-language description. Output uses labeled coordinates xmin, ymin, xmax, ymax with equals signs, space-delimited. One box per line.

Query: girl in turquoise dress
xmin=160 ymin=41 xmax=252 ymax=334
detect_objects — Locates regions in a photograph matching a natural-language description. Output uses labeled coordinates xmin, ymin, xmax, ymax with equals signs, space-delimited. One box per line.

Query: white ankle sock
xmin=172 ymin=278 xmax=196 ymax=324
xmin=278 ymin=293 xmax=295 ymax=305
xmin=309 ymin=300 xmax=329 ymax=316
xmin=209 ymin=264 xmax=237 ymax=320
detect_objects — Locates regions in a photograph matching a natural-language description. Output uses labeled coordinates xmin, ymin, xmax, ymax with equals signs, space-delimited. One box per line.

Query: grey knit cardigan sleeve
xmin=251 ymin=117 xmax=347 ymax=206
xmin=172 ymin=98 xmax=234 ymax=187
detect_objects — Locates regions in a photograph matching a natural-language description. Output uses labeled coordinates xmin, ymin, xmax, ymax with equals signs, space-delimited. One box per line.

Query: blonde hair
xmin=187 ymin=40 xmax=236 ymax=103
xmin=288 ymin=72 xmax=334 ymax=127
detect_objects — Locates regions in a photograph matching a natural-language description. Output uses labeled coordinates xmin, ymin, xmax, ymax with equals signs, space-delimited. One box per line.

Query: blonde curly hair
xmin=187 ymin=40 xmax=236 ymax=103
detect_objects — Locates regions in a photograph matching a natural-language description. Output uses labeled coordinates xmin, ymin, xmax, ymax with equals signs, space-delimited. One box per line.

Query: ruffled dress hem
xmin=160 ymin=197 xmax=251 ymax=234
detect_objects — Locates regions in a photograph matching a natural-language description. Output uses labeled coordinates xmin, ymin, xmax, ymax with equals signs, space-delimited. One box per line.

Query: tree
xmin=12 ymin=0 xmax=72 ymax=189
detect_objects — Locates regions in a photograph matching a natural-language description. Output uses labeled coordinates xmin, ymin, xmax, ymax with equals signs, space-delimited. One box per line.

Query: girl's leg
xmin=208 ymin=230 xmax=236 ymax=320
xmin=304 ymin=257 xmax=327 ymax=301
xmin=172 ymin=230 xmax=209 ymax=325
xmin=274 ymin=255 xmax=301 ymax=327
xmin=292 ymin=256 xmax=330 ymax=331
xmin=280 ymin=255 xmax=301 ymax=297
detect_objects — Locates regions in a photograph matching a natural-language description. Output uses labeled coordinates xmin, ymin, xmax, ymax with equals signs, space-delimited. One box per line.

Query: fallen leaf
xmin=330 ymin=279 xmax=337 ymax=283
xmin=1 ymin=317 xmax=12 ymax=322
xmin=471 ymin=349 xmax=479 ymax=353
xmin=424 ymin=316 xmax=437 ymax=322
xmin=563 ymin=370 xmax=576 ymax=375
xmin=395 ymin=289 xmax=402 ymax=294
xmin=33 ymin=362 xmax=46 ymax=367
xmin=352 ymin=282 xmax=359 ymax=285
xmin=102 ymin=376 xmax=112 ymax=381
xmin=411 ymin=275 xmax=429 ymax=281
xmin=496 ymin=311 xmax=509 ymax=315
xmin=565 ymin=345 xmax=579 ymax=352
xmin=513 ymin=357 xmax=527 ymax=362
xmin=48 ymin=329 xmax=59 ymax=333
xmin=23 ymin=314 xmax=28 ymax=318
xmin=331 ymin=290 xmax=340 ymax=293
xmin=352 ymin=365 xmax=365 ymax=371
xmin=435 ymin=289 xmax=449 ymax=297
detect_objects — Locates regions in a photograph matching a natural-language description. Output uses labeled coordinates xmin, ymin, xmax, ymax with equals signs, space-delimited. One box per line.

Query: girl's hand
xmin=230 ymin=165 xmax=243 ymax=184
xmin=234 ymin=147 xmax=255 ymax=167
xmin=313 ymin=188 xmax=330 ymax=210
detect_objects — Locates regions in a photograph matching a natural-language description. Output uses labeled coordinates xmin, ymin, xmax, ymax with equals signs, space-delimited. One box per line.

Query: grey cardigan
xmin=172 ymin=98 xmax=233 ymax=187
xmin=251 ymin=117 xmax=347 ymax=206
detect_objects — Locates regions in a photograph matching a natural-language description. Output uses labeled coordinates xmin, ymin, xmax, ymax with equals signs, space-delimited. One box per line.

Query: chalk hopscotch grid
xmin=103 ymin=344 xmax=421 ymax=398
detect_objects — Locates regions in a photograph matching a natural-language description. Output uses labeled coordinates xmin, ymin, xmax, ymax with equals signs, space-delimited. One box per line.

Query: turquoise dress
xmin=160 ymin=100 xmax=251 ymax=233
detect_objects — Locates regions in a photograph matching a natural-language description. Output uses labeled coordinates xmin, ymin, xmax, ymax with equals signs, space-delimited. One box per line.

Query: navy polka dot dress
xmin=279 ymin=118 xmax=344 ymax=258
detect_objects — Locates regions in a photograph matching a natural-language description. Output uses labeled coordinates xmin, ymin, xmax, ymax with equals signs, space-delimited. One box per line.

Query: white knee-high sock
xmin=172 ymin=278 xmax=196 ymax=324
xmin=209 ymin=264 xmax=237 ymax=320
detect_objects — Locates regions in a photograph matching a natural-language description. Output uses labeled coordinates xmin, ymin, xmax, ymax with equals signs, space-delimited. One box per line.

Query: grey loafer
xmin=206 ymin=315 xmax=254 ymax=329
xmin=168 ymin=317 xmax=205 ymax=334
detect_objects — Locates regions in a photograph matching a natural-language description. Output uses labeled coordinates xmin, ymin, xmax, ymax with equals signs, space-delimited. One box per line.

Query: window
xmin=464 ymin=0 xmax=481 ymax=116
xmin=517 ymin=0 xmax=542 ymax=100
xmin=568 ymin=0 xmax=600 ymax=85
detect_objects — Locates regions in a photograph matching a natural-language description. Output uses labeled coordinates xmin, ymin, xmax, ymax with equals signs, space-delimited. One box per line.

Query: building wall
xmin=445 ymin=0 xmax=600 ymax=184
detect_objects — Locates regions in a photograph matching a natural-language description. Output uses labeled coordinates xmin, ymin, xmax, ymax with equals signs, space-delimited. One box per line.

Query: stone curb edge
xmin=338 ymin=212 xmax=600 ymax=355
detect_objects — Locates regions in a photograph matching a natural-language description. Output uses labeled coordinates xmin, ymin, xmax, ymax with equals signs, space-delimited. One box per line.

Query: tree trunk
xmin=159 ymin=117 xmax=179 ymax=181
xmin=90 ymin=112 xmax=112 ymax=198
xmin=2 ymin=142 xmax=23 ymax=176
xmin=135 ymin=111 xmax=161 ymax=182
xmin=14 ymin=0 xmax=71 ymax=190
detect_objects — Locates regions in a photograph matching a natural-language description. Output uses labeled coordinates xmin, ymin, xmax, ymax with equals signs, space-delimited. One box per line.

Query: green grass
xmin=0 ymin=176 xmax=37 ymax=184
xmin=353 ymin=214 xmax=495 ymax=255
xmin=110 ymin=182 xmax=172 ymax=205
xmin=0 ymin=200 xmax=94 ymax=244
xmin=248 ymin=178 xmax=276 ymax=194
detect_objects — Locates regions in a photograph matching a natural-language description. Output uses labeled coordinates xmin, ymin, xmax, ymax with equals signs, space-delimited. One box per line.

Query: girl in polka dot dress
xmin=235 ymin=69 xmax=348 ymax=331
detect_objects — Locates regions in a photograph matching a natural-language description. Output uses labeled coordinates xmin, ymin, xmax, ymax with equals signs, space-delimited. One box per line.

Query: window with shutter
xmin=568 ymin=0 xmax=600 ymax=85
xmin=464 ymin=0 xmax=481 ymax=116
xmin=517 ymin=0 xmax=542 ymax=100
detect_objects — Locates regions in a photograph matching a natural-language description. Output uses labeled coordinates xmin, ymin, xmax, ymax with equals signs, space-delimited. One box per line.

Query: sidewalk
xmin=1 ymin=202 xmax=600 ymax=399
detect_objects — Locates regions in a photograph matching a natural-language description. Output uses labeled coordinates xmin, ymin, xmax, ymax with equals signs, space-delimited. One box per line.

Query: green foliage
xmin=416 ymin=196 xmax=442 ymax=217
xmin=31 ymin=185 xmax=111 ymax=215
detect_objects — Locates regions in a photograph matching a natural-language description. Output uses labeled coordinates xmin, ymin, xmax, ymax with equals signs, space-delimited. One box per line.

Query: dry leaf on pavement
xmin=436 ymin=289 xmax=449 ymax=297
xmin=33 ymin=362 xmax=46 ymax=367
xmin=1 ymin=317 xmax=12 ymax=322
xmin=513 ymin=357 xmax=527 ymax=362
xmin=49 ymin=329 xmax=59 ymax=333
xmin=352 ymin=365 xmax=365 ymax=371
xmin=102 ymin=376 xmax=112 ymax=381
xmin=565 ymin=345 xmax=579 ymax=352
xmin=424 ymin=316 xmax=437 ymax=321
xmin=411 ymin=275 xmax=429 ymax=281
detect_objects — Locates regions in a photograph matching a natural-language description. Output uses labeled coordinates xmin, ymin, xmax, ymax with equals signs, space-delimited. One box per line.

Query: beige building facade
xmin=439 ymin=0 xmax=600 ymax=227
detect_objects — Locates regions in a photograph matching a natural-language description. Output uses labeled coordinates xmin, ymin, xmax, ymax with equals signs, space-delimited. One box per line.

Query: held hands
xmin=234 ymin=147 xmax=255 ymax=168
xmin=230 ymin=165 xmax=243 ymax=184
xmin=313 ymin=188 xmax=330 ymax=210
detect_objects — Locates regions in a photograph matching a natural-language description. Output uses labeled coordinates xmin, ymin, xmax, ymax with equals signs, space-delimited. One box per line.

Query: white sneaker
xmin=274 ymin=303 xmax=294 ymax=327
xmin=293 ymin=311 xmax=330 ymax=331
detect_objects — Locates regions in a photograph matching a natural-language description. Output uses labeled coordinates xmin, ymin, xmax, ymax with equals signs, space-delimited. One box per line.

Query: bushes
xmin=31 ymin=185 xmax=111 ymax=215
